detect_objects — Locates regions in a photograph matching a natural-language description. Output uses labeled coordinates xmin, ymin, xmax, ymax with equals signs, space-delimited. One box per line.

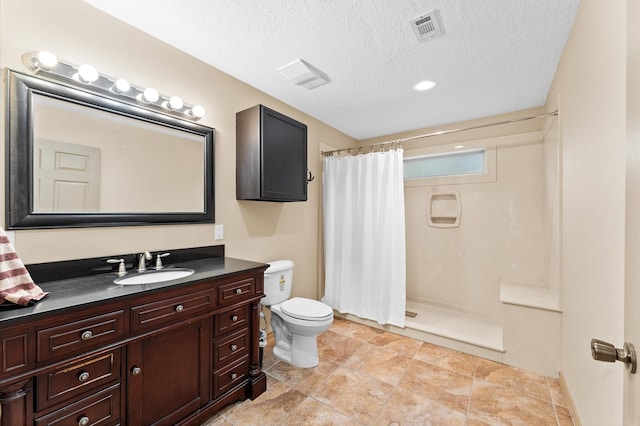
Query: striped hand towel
xmin=0 ymin=228 xmax=48 ymax=306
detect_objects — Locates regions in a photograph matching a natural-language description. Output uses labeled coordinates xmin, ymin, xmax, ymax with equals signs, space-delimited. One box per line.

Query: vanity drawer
xmin=36 ymin=349 xmax=122 ymax=411
xmin=212 ymin=356 xmax=248 ymax=398
xmin=131 ymin=288 xmax=213 ymax=333
xmin=37 ymin=310 xmax=126 ymax=362
xmin=213 ymin=328 xmax=249 ymax=367
xmin=214 ymin=305 xmax=249 ymax=336
xmin=217 ymin=277 xmax=254 ymax=308
xmin=35 ymin=383 xmax=121 ymax=426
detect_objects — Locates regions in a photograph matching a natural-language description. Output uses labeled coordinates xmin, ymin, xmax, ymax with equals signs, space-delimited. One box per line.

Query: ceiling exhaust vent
xmin=278 ymin=59 xmax=330 ymax=90
xmin=410 ymin=9 xmax=445 ymax=42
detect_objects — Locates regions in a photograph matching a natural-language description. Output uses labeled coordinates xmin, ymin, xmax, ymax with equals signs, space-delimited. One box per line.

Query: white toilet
xmin=262 ymin=260 xmax=334 ymax=368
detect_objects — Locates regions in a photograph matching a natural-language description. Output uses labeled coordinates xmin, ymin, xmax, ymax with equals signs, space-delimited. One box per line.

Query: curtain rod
xmin=321 ymin=109 xmax=559 ymax=157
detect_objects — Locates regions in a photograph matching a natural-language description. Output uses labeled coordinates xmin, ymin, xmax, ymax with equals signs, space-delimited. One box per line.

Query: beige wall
xmin=546 ymin=0 xmax=627 ymax=424
xmin=0 ymin=0 xmax=356 ymax=301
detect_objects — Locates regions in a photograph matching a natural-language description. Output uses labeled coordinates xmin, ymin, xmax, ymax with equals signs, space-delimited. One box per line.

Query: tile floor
xmin=201 ymin=317 xmax=574 ymax=425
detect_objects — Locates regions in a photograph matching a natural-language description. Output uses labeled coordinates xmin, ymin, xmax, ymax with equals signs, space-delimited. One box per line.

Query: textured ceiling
xmin=84 ymin=0 xmax=580 ymax=140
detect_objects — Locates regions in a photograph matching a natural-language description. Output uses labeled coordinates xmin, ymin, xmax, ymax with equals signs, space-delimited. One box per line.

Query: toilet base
xmin=272 ymin=333 xmax=319 ymax=368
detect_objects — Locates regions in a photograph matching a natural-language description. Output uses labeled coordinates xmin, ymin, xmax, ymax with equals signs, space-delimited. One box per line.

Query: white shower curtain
xmin=322 ymin=148 xmax=406 ymax=327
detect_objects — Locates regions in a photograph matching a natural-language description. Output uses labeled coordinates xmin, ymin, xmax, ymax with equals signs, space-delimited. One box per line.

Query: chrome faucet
xmin=138 ymin=251 xmax=152 ymax=272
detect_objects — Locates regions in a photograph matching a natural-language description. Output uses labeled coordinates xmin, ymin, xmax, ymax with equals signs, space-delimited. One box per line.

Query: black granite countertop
xmin=0 ymin=250 xmax=268 ymax=326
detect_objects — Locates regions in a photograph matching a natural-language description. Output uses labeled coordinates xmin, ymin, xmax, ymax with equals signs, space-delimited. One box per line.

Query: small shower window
xmin=403 ymin=149 xmax=485 ymax=180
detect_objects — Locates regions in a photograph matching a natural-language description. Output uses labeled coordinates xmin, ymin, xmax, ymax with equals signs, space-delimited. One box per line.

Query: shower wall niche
xmin=427 ymin=192 xmax=461 ymax=228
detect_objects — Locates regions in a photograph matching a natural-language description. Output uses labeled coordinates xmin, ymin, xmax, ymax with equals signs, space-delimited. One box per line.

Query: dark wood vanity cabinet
xmin=0 ymin=267 xmax=267 ymax=426
xmin=236 ymin=104 xmax=308 ymax=202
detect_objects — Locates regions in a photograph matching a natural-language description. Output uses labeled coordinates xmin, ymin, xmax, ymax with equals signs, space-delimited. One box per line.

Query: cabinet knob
xmin=230 ymin=373 xmax=237 ymax=380
xmin=230 ymin=344 xmax=237 ymax=351
xmin=77 ymin=371 xmax=90 ymax=382
xmin=77 ymin=416 xmax=90 ymax=426
xmin=231 ymin=315 xmax=238 ymax=322
xmin=175 ymin=304 xmax=184 ymax=312
xmin=131 ymin=366 xmax=142 ymax=376
xmin=235 ymin=288 xmax=242 ymax=295
xmin=81 ymin=330 xmax=93 ymax=341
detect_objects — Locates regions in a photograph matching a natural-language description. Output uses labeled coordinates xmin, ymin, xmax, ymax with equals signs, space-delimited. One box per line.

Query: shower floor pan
xmin=404 ymin=299 xmax=504 ymax=354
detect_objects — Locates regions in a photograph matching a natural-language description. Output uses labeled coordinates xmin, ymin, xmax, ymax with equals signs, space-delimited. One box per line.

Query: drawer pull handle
xmin=131 ymin=366 xmax=142 ymax=376
xmin=77 ymin=416 xmax=90 ymax=426
xmin=230 ymin=373 xmax=238 ymax=380
xmin=77 ymin=371 xmax=90 ymax=382
xmin=175 ymin=304 xmax=184 ymax=312
xmin=231 ymin=315 xmax=238 ymax=322
xmin=230 ymin=344 xmax=237 ymax=351
xmin=235 ymin=288 xmax=242 ymax=295
xmin=81 ymin=330 xmax=93 ymax=341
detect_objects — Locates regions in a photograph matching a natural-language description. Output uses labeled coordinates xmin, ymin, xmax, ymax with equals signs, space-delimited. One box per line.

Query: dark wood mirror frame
xmin=5 ymin=69 xmax=215 ymax=229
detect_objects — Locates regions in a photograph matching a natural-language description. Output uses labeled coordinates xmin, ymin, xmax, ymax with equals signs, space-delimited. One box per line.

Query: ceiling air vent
xmin=410 ymin=9 xmax=445 ymax=42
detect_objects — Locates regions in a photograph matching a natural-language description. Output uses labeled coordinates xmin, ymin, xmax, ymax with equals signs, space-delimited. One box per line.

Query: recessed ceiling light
xmin=454 ymin=145 xmax=465 ymax=149
xmin=413 ymin=80 xmax=437 ymax=91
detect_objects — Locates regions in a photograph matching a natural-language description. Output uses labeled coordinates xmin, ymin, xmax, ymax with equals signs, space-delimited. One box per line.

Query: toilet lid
xmin=280 ymin=297 xmax=333 ymax=321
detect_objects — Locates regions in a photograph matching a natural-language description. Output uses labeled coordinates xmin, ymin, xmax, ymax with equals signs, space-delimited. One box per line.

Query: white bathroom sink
xmin=113 ymin=268 xmax=195 ymax=285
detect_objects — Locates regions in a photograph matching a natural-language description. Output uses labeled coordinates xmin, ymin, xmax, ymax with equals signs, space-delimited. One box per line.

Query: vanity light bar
xmin=22 ymin=51 xmax=206 ymax=120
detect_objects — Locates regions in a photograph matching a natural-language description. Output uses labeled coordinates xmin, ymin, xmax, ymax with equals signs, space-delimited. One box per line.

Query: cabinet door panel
xmin=261 ymin=107 xmax=307 ymax=201
xmin=127 ymin=320 xmax=209 ymax=426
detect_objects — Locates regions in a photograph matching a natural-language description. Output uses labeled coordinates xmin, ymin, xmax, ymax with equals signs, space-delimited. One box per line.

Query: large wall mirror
xmin=5 ymin=70 xmax=215 ymax=229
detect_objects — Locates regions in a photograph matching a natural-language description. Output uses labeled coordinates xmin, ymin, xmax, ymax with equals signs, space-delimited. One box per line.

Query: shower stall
xmin=325 ymin=109 xmax=563 ymax=376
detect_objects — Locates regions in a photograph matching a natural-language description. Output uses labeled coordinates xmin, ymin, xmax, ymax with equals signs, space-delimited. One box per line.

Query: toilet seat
xmin=280 ymin=297 xmax=333 ymax=321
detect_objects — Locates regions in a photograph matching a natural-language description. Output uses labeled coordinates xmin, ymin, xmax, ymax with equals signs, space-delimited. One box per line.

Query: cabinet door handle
xmin=175 ymin=304 xmax=184 ymax=312
xmin=131 ymin=366 xmax=142 ymax=376
xmin=235 ymin=288 xmax=242 ymax=295
xmin=81 ymin=330 xmax=93 ymax=341
xmin=230 ymin=373 xmax=237 ymax=380
xmin=231 ymin=315 xmax=238 ymax=322
xmin=230 ymin=344 xmax=237 ymax=351
xmin=77 ymin=371 xmax=90 ymax=382
xmin=77 ymin=416 xmax=90 ymax=426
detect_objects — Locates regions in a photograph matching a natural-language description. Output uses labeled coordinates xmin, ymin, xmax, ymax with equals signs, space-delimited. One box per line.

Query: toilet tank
xmin=262 ymin=260 xmax=294 ymax=306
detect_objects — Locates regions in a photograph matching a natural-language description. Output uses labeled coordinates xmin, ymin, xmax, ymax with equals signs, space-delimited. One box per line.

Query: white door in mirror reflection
xmin=33 ymin=139 xmax=101 ymax=212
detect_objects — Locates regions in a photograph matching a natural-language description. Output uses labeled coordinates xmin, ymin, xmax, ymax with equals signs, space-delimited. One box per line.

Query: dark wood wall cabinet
xmin=0 ymin=266 xmax=267 ymax=426
xmin=236 ymin=104 xmax=308 ymax=202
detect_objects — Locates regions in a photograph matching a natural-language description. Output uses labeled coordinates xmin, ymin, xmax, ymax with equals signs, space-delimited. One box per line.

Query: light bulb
xmin=142 ymin=87 xmax=159 ymax=103
xmin=36 ymin=51 xmax=58 ymax=69
xmin=78 ymin=64 xmax=99 ymax=83
xmin=413 ymin=80 xmax=437 ymax=91
xmin=114 ymin=79 xmax=130 ymax=93
xmin=189 ymin=105 xmax=205 ymax=118
xmin=168 ymin=96 xmax=184 ymax=110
